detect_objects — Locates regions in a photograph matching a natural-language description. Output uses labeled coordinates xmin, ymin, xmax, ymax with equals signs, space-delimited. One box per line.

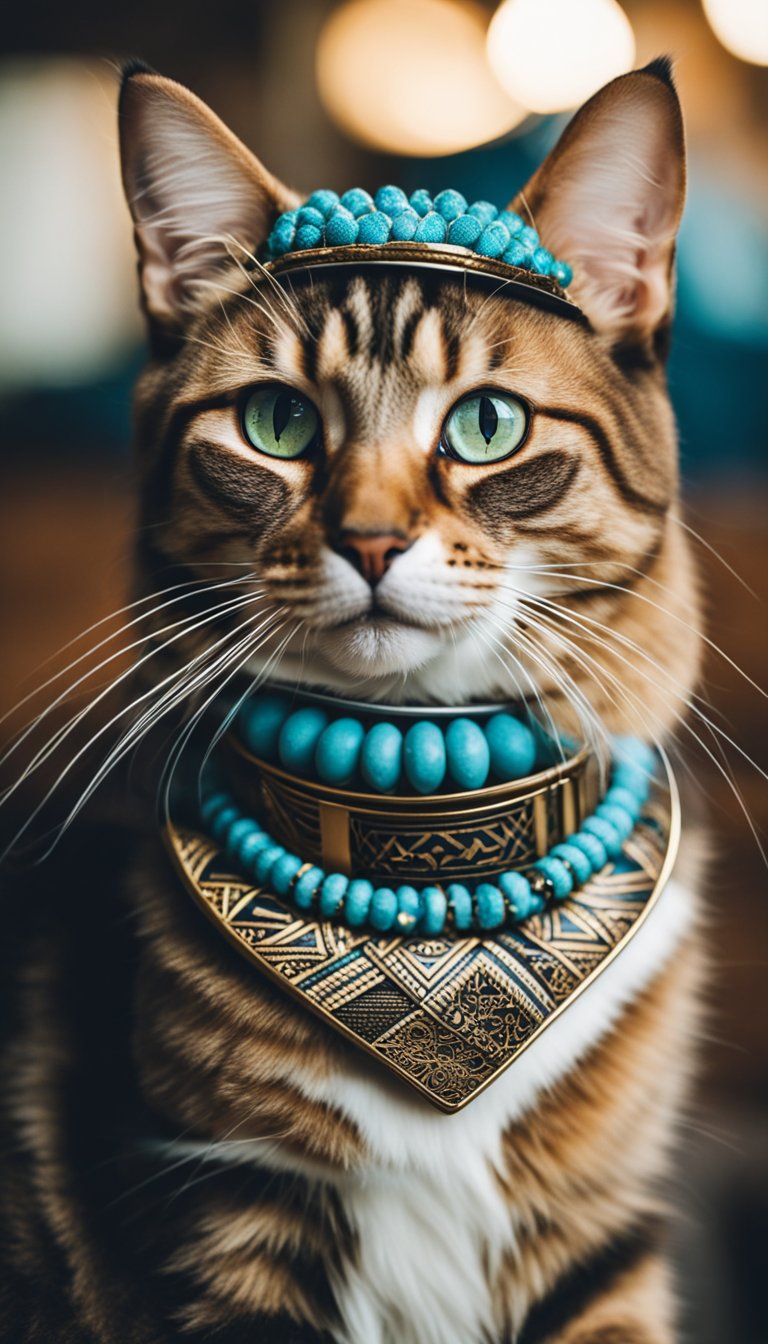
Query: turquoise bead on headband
xmin=265 ymin=184 xmax=574 ymax=289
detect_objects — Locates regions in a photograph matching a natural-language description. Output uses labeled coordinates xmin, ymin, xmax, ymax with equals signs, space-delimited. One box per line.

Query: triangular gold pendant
xmin=165 ymin=761 xmax=678 ymax=1113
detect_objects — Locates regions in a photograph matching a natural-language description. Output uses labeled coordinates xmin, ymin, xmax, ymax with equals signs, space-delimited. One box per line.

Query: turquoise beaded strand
xmin=199 ymin=736 xmax=656 ymax=937
xmin=238 ymin=691 xmax=539 ymax=795
xmin=265 ymin=185 xmax=573 ymax=290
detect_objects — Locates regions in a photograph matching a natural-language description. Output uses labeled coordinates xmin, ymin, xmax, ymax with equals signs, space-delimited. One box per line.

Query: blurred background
xmin=0 ymin=1 xmax=766 ymax=1336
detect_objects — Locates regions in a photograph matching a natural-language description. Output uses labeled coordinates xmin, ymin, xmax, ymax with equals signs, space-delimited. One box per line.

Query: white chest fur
xmin=306 ymin=876 xmax=695 ymax=1344
xmin=154 ymin=878 xmax=694 ymax=1344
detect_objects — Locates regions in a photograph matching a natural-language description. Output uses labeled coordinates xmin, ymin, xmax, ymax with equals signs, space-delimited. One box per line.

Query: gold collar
xmin=164 ymin=755 xmax=678 ymax=1113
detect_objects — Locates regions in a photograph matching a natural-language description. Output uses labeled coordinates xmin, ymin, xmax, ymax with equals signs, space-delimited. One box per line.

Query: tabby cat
xmin=0 ymin=58 xmax=705 ymax=1344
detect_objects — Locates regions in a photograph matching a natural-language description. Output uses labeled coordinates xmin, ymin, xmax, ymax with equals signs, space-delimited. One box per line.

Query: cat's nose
xmin=334 ymin=530 xmax=412 ymax=585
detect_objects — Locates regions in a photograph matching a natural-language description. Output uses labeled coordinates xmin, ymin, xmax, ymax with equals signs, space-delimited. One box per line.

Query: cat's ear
xmin=510 ymin=60 xmax=685 ymax=346
xmin=118 ymin=63 xmax=298 ymax=333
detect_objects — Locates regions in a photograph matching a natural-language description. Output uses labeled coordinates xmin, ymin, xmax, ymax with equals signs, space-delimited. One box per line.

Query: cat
xmin=0 ymin=57 xmax=705 ymax=1344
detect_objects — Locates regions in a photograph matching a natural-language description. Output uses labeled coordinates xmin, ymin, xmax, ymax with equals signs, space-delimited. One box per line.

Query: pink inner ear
xmin=524 ymin=77 xmax=685 ymax=340
xmin=121 ymin=75 xmax=298 ymax=327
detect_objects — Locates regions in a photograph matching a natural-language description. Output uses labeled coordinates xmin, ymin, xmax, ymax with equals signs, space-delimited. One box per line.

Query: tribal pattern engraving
xmin=350 ymin=803 xmax=537 ymax=881
xmin=166 ymin=779 xmax=675 ymax=1111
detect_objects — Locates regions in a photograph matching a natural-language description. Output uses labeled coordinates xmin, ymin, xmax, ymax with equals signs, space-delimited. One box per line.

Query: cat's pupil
xmin=272 ymin=390 xmax=295 ymax=443
xmin=478 ymin=396 xmax=498 ymax=446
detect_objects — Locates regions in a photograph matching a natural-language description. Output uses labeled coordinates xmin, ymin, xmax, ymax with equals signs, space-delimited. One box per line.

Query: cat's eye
xmin=241 ymin=384 xmax=320 ymax=460
xmin=441 ymin=391 xmax=529 ymax=464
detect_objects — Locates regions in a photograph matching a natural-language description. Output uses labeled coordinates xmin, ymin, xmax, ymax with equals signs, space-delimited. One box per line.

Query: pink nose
xmin=337 ymin=531 xmax=411 ymax=585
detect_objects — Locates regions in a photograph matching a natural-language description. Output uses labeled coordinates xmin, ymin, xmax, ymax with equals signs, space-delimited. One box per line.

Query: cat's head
xmin=120 ymin=60 xmax=698 ymax=736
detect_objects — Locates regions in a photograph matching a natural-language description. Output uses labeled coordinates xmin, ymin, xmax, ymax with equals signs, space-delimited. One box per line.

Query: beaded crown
xmin=262 ymin=185 xmax=581 ymax=320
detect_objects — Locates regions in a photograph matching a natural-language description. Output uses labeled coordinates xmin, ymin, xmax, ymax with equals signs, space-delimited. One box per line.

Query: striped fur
xmin=0 ymin=59 xmax=706 ymax=1342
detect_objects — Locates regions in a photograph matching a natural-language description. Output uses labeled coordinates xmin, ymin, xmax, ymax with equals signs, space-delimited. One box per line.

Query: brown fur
xmin=0 ymin=59 xmax=705 ymax=1343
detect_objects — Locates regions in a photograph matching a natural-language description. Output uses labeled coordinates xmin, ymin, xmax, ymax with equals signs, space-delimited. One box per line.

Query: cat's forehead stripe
xmin=155 ymin=270 xmax=675 ymax=528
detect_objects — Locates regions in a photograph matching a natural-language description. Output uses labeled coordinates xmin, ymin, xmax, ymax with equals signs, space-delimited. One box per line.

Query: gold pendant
xmin=164 ymin=757 xmax=678 ymax=1113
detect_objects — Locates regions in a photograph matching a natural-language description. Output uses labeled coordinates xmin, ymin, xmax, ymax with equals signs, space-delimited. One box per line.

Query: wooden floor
xmin=1 ymin=467 xmax=766 ymax=1339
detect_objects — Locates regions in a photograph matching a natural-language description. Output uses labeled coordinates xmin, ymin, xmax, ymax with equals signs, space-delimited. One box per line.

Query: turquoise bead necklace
xmin=238 ymin=690 xmax=539 ymax=794
xmin=198 ymin=694 xmax=656 ymax=937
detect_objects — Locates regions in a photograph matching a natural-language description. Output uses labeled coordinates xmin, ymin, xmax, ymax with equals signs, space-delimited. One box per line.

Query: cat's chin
xmin=315 ymin=617 xmax=444 ymax=679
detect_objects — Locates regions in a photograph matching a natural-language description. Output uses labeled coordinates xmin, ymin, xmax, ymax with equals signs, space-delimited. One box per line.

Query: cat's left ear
xmin=510 ymin=60 xmax=685 ymax=347
xmin=119 ymin=63 xmax=298 ymax=335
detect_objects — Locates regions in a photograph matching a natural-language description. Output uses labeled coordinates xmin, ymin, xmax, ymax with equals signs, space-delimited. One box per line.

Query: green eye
xmin=242 ymin=384 xmax=320 ymax=459
xmin=442 ymin=392 xmax=529 ymax=464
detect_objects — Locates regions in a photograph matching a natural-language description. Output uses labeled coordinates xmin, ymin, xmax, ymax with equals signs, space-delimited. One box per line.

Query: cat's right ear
xmin=509 ymin=60 xmax=686 ymax=349
xmin=118 ymin=63 xmax=298 ymax=337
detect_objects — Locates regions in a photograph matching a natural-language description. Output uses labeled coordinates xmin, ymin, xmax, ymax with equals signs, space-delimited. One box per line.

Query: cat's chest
xmin=294 ymin=875 xmax=696 ymax=1343
xmin=329 ymin=1157 xmax=513 ymax=1344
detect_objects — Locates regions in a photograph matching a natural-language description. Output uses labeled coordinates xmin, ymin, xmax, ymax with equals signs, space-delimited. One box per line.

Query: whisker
xmin=494 ymin=596 xmax=766 ymax=864
xmin=25 ymin=612 xmax=286 ymax=862
xmin=1 ymin=577 xmax=262 ymax=763
xmin=0 ymin=589 xmax=265 ymax=793
xmin=501 ymin=567 xmax=767 ymax=702
xmin=160 ymin=617 xmax=297 ymax=820
xmin=673 ymin=513 xmax=759 ymax=599
xmin=2 ymin=604 xmax=278 ymax=859
xmin=504 ymin=588 xmax=768 ymax=785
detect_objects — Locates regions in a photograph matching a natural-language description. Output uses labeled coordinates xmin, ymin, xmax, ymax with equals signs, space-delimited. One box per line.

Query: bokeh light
xmin=0 ymin=59 xmax=140 ymax=392
xmin=486 ymin=0 xmax=635 ymax=113
xmin=316 ymin=0 xmax=527 ymax=156
xmin=702 ymin=0 xmax=768 ymax=66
